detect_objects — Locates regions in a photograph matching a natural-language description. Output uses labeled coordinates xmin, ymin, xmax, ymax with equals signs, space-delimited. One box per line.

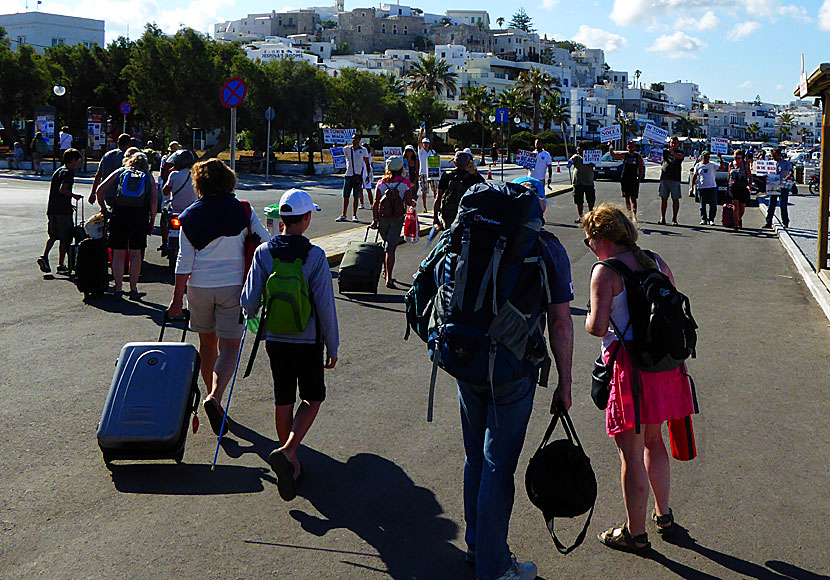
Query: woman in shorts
xmin=167 ymin=158 xmax=269 ymax=435
xmin=371 ymin=155 xmax=414 ymax=289
xmin=727 ymin=149 xmax=752 ymax=230
xmin=583 ymin=204 xmax=694 ymax=553
xmin=609 ymin=142 xmax=644 ymax=221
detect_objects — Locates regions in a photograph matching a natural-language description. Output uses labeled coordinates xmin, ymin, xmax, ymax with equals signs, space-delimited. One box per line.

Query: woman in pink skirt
xmin=583 ymin=204 xmax=694 ymax=553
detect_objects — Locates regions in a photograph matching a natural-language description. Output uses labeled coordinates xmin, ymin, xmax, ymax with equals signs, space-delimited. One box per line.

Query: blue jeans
xmin=766 ymin=187 xmax=790 ymax=226
xmin=458 ymin=376 xmax=535 ymax=580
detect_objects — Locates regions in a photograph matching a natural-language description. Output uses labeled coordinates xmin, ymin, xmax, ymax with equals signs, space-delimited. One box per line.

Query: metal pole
xmin=122 ymin=115 xmax=126 ymax=135
xmin=500 ymin=125 xmax=504 ymax=182
xmin=266 ymin=116 xmax=271 ymax=181
xmin=230 ymin=107 xmax=237 ymax=171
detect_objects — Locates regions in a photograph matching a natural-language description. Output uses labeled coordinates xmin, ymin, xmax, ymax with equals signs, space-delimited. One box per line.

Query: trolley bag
xmin=97 ymin=310 xmax=201 ymax=467
xmin=75 ymin=237 xmax=109 ymax=298
xmin=338 ymin=227 xmax=384 ymax=294
xmin=67 ymin=200 xmax=88 ymax=274
xmin=721 ymin=203 xmax=735 ymax=227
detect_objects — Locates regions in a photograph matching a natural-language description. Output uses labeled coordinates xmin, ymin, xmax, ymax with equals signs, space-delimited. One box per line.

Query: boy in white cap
xmin=241 ymin=188 xmax=340 ymax=501
xmin=418 ymin=127 xmax=435 ymax=212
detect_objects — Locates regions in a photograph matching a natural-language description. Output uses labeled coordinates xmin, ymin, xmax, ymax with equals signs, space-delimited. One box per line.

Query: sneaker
xmin=56 ymin=265 xmax=70 ymax=275
xmin=352 ymin=216 xmax=359 ymax=222
xmin=335 ymin=215 xmax=347 ymax=222
xmin=359 ymin=203 xmax=365 ymax=209
xmin=658 ymin=218 xmax=666 ymax=225
xmin=699 ymin=219 xmax=707 ymax=225
xmin=671 ymin=220 xmax=679 ymax=226
xmin=762 ymin=223 xmax=773 ymax=229
xmin=37 ymin=256 xmax=51 ymax=273
xmin=494 ymin=555 xmax=537 ymax=580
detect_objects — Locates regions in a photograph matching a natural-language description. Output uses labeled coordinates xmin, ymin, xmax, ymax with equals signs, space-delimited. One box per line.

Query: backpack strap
xmin=171 ymin=170 xmax=191 ymax=197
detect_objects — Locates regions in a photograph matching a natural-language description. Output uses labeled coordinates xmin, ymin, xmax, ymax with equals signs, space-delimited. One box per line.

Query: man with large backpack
xmin=434 ymin=150 xmax=485 ymax=230
xmin=405 ymin=181 xmax=574 ymax=580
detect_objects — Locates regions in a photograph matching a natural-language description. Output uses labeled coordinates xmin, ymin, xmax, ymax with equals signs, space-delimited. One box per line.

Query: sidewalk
xmin=757 ymin=191 xmax=830 ymax=321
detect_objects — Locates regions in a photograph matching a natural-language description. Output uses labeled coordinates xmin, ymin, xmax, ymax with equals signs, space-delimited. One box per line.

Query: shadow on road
xmin=644 ymin=525 xmax=829 ymax=580
xmin=221 ymin=417 xmax=279 ymax=463
xmin=335 ymin=294 xmax=405 ymax=314
xmin=108 ymin=462 xmax=274 ymax=494
xmin=247 ymin=447 xmax=468 ymax=580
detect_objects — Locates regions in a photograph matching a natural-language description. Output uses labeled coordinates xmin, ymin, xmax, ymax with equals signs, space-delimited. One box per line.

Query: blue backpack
xmin=114 ymin=168 xmax=149 ymax=208
xmin=406 ymin=182 xmax=552 ymax=422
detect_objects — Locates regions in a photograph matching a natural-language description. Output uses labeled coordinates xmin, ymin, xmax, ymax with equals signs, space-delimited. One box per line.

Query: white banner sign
xmin=710 ymin=138 xmax=730 ymax=155
xmin=754 ymin=159 xmax=778 ymax=176
xmin=382 ymin=146 xmax=402 ymax=159
xmin=599 ymin=125 xmax=622 ymax=143
xmin=323 ymin=128 xmax=356 ymax=145
xmin=642 ymin=123 xmax=669 ymax=144
xmin=330 ymin=147 xmax=346 ymax=170
xmin=583 ymin=150 xmax=602 ymax=165
xmin=516 ymin=149 xmax=538 ymax=169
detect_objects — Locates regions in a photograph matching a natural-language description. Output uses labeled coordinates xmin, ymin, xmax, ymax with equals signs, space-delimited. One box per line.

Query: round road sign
xmin=264 ymin=107 xmax=276 ymax=121
xmin=120 ymin=101 xmax=132 ymax=115
xmin=220 ymin=77 xmax=247 ymax=109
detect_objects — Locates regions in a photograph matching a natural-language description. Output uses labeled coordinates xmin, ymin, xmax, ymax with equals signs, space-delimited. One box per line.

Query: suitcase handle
xmin=364 ymin=226 xmax=380 ymax=243
xmin=160 ymin=309 xmax=190 ymax=342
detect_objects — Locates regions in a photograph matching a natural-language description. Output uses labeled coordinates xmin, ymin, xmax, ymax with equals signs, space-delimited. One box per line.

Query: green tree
xmin=406 ymin=90 xmax=448 ymax=135
xmin=326 ymin=68 xmax=390 ymax=131
xmin=554 ymin=40 xmax=585 ymax=51
xmin=508 ymin=8 xmax=535 ymax=32
xmin=746 ymin=122 xmax=761 ymax=140
xmin=496 ymin=17 xmax=505 ymax=28
xmin=496 ymin=86 xmax=532 ymax=129
xmin=460 ymin=86 xmax=493 ymax=123
xmin=406 ymin=54 xmax=458 ymax=97
xmin=448 ymin=121 xmax=483 ymax=146
xmin=777 ymin=112 xmax=795 ymax=141
xmin=633 ymin=69 xmax=641 ymax=88
xmin=438 ymin=16 xmax=453 ymax=26
xmin=649 ymin=82 xmax=664 ymax=92
xmin=0 ymin=33 xmax=52 ymax=135
xmin=674 ymin=116 xmax=701 ymax=137
xmin=541 ymin=95 xmax=569 ymax=135
xmin=517 ymin=67 xmax=558 ymax=133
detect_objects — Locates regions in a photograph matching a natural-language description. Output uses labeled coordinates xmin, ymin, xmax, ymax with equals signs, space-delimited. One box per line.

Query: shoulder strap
xmin=241 ymin=200 xmax=252 ymax=235
xmin=171 ymin=170 xmax=190 ymax=197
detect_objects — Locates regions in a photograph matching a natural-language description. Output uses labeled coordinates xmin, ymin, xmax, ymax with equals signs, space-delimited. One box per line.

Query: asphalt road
xmin=1 ymin=175 xmax=828 ymax=579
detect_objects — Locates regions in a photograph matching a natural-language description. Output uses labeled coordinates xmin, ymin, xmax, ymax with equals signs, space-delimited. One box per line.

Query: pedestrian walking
xmin=337 ymin=134 xmax=370 ymax=223
xmin=241 ymin=188 xmax=339 ymax=501
xmin=690 ymin=151 xmax=719 ymax=225
xmin=417 ymin=127 xmax=435 ymax=212
xmin=58 ymin=126 xmax=73 ymax=154
xmin=31 ymin=131 xmax=47 ymax=176
xmin=94 ymin=151 xmax=158 ymax=299
xmin=90 ymin=133 xmax=131 ymax=205
xmin=167 ymin=158 xmax=269 ymax=435
xmin=36 ymin=148 xmax=83 ymax=275
xmin=727 ymin=150 xmax=752 ymax=230
xmin=371 ymin=155 xmax=415 ymax=289
xmin=434 ymin=150 xmax=485 ymax=230
xmin=658 ymin=136 xmax=685 ymax=225
xmin=583 ymin=204 xmax=694 ymax=553
xmin=764 ymin=148 xmax=794 ymax=229
xmin=403 ymin=144 xmax=420 ymax=198
xmin=609 ymin=142 xmax=644 ymax=221
xmin=491 ymin=142 xmax=500 ymax=166
xmin=529 ymin=138 xmax=553 ymax=188
xmin=360 ymin=144 xmax=375 ymax=209
xmin=570 ymin=144 xmax=597 ymax=223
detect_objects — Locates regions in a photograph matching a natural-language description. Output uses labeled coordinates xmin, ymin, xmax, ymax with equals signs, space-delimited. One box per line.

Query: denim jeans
xmin=766 ymin=187 xmax=790 ymax=226
xmin=458 ymin=376 xmax=535 ymax=580
xmin=698 ymin=187 xmax=717 ymax=221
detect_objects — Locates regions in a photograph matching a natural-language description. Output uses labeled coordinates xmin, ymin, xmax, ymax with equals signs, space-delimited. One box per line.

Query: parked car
xmin=688 ymin=155 xmax=734 ymax=204
xmin=593 ymin=153 xmax=624 ymax=181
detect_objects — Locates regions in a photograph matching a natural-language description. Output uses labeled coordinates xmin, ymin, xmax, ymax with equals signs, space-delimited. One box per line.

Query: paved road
xmin=1 ymin=176 xmax=828 ymax=579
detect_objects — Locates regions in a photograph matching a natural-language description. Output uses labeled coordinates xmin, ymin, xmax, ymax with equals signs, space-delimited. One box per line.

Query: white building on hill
xmin=0 ymin=11 xmax=104 ymax=53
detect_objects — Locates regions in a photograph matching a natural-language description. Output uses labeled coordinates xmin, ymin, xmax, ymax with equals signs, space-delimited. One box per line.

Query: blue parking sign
xmin=496 ymin=108 xmax=509 ymax=124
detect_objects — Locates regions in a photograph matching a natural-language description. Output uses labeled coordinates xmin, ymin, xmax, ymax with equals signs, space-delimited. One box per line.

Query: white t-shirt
xmin=418 ymin=145 xmax=431 ymax=176
xmin=59 ymin=132 xmax=73 ymax=150
xmin=165 ymin=169 xmax=198 ymax=213
xmin=343 ymin=145 xmax=369 ymax=177
xmin=529 ymin=150 xmax=552 ymax=181
xmin=692 ymin=162 xmax=719 ymax=189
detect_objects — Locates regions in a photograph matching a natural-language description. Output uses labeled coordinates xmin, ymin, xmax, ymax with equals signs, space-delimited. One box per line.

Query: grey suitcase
xmin=97 ymin=311 xmax=200 ymax=467
xmin=338 ymin=227 xmax=384 ymax=294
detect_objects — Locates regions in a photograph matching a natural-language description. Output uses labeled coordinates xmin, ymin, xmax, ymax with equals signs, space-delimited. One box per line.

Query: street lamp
xmin=574 ymin=123 xmax=582 ymax=147
xmin=52 ymin=81 xmax=70 ymax=171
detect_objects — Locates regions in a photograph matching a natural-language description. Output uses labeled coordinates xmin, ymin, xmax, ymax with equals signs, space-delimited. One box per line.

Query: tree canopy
xmin=508 ymin=8 xmax=535 ymax=33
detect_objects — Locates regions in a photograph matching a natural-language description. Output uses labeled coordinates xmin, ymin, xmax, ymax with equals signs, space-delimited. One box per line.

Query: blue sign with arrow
xmin=495 ymin=108 xmax=509 ymax=124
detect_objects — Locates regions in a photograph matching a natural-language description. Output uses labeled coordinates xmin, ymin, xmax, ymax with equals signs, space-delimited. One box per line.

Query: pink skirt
xmin=603 ymin=341 xmax=695 ymax=437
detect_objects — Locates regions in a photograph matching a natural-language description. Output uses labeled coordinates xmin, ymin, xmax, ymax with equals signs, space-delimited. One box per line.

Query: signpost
xmin=119 ymin=101 xmax=131 ymax=134
xmin=710 ymin=137 xmax=730 ymax=155
xmin=220 ymin=77 xmax=248 ymax=171
xmin=643 ymin=123 xmax=669 ymax=144
xmin=495 ymin=108 xmax=509 ymax=124
xmin=264 ymin=106 xmax=275 ymax=179
xmin=600 ymin=124 xmax=621 ymax=143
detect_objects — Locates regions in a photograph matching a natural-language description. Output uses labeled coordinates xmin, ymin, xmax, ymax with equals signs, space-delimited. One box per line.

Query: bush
xmin=448 ymin=121 xmax=484 ymax=147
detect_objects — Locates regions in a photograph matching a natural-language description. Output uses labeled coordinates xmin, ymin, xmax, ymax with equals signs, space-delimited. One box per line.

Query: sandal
xmin=268 ymin=449 xmax=297 ymax=501
xmin=203 ymin=398 xmax=229 ymax=436
xmin=598 ymin=523 xmax=650 ymax=553
xmin=652 ymin=508 xmax=676 ymax=536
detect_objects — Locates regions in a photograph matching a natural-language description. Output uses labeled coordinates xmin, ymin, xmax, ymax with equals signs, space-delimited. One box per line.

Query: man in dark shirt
xmin=434 ymin=151 xmax=485 ymax=229
xmin=658 ymin=136 xmax=685 ymax=225
xmin=38 ymin=149 xmax=83 ymax=274
xmin=89 ymin=133 xmax=131 ymax=205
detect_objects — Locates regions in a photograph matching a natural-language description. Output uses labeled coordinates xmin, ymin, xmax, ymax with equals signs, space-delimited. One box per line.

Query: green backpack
xmin=263 ymin=256 xmax=312 ymax=334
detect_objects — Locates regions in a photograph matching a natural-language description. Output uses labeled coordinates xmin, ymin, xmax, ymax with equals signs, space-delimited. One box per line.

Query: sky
xmin=5 ymin=0 xmax=830 ymax=105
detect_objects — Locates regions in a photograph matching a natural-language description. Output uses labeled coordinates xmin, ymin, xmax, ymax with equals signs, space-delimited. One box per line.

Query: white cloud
xmin=611 ymin=0 xmax=814 ymax=27
xmin=776 ymin=84 xmax=785 ymax=89
xmin=820 ymin=1 xmax=830 ymax=30
xmin=727 ymin=21 xmax=761 ymax=41
xmin=541 ymin=0 xmax=560 ymax=9
xmin=572 ymin=25 xmax=628 ymax=52
xmin=739 ymin=81 xmax=753 ymax=88
xmin=675 ymin=10 xmax=720 ymax=31
xmin=647 ymin=31 xmax=707 ymax=58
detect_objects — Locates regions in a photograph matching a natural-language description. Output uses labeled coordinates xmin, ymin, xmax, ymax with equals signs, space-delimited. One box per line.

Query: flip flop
xmin=203 ymin=398 xmax=228 ymax=436
xmin=268 ymin=450 xmax=297 ymax=501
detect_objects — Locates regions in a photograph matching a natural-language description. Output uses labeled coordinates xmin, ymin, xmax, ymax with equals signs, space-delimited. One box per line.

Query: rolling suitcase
xmin=338 ymin=227 xmax=384 ymax=294
xmin=75 ymin=237 xmax=110 ymax=298
xmin=67 ymin=200 xmax=88 ymax=274
xmin=97 ymin=311 xmax=201 ymax=467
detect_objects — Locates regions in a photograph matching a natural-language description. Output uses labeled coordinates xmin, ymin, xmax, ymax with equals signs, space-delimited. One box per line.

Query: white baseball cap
xmin=422 ymin=137 xmax=431 ymax=143
xmin=278 ymin=189 xmax=321 ymax=216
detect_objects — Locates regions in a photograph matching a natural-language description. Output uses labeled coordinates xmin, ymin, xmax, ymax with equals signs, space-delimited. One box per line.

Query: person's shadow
xmin=245 ymin=446 xmax=470 ymax=579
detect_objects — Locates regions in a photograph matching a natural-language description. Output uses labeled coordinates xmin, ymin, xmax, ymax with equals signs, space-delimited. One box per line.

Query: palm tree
xmin=496 ymin=87 xmax=532 ymax=124
xmin=746 ymin=122 xmax=761 ymax=140
xmin=675 ymin=116 xmax=701 ymax=137
xmin=777 ymin=112 xmax=795 ymax=141
xmin=460 ymin=85 xmax=493 ymax=123
xmin=496 ymin=17 xmax=505 ymax=29
xmin=406 ymin=54 xmax=458 ymax=98
xmin=381 ymin=72 xmax=406 ymax=98
xmin=633 ymin=69 xmax=642 ymax=89
xmin=516 ymin=67 xmax=558 ymax=133
xmin=798 ymin=126 xmax=812 ymax=143
xmin=540 ymin=94 xmax=566 ymax=133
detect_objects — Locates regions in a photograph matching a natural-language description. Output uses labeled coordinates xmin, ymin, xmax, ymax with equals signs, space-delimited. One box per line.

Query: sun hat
xmin=279 ymin=188 xmax=321 ymax=216
xmin=385 ymin=155 xmax=404 ymax=172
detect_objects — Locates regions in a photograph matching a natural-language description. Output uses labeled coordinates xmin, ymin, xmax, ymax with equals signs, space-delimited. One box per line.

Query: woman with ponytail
xmin=582 ymin=203 xmax=694 ymax=553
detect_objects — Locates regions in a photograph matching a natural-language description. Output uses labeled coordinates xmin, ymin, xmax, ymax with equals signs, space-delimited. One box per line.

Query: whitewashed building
xmin=0 ymin=11 xmax=104 ymax=53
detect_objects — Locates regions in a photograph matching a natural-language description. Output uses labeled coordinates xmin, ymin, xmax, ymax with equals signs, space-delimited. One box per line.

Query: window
xmin=17 ymin=35 xmax=26 ymax=44
xmin=83 ymin=41 xmax=96 ymax=49
xmin=441 ymin=52 xmax=446 ymax=58
xmin=51 ymin=38 xmax=65 ymax=46
xmin=382 ymin=24 xmax=386 ymax=33
xmin=357 ymin=25 xmax=361 ymax=32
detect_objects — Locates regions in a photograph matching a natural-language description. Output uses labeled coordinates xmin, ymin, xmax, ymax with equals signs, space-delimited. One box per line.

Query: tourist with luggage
xmin=570 ymin=144 xmax=597 ymax=223
xmin=37 ymin=148 xmax=83 ymax=275
xmin=690 ymin=151 xmax=719 ymax=224
xmin=764 ymin=148 xmax=794 ymax=229
xmin=434 ymin=151 xmax=485 ymax=230
xmin=582 ymin=204 xmax=695 ymax=553
xmin=336 ymin=134 xmax=370 ymax=223
xmin=370 ymin=155 xmax=415 ymax=289
xmin=608 ymin=142 xmax=644 ymax=221
xmin=241 ymin=188 xmax=339 ymax=501
xmin=658 ymin=136 xmax=685 ymax=225
xmin=727 ymin=150 xmax=752 ymax=230
xmin=95 ymin=150 xmax=158 ymax=299
xmin=90 ymin=133 xmax=132 ymax=205
xmin=167 ymin=158 xmax=268 ymax=436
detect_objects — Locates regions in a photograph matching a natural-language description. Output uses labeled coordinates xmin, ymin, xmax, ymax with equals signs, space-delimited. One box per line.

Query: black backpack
xmin=438 ymin=170 xmax=474 ymax=227
xmin=600 ymin=252 xmax=697 ymax=374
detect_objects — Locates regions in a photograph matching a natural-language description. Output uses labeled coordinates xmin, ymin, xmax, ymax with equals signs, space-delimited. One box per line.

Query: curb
xmin=321 ymin=183 xmax=575 ymax=267
xmin=756 ymin=202 xmax=830 ymax=323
